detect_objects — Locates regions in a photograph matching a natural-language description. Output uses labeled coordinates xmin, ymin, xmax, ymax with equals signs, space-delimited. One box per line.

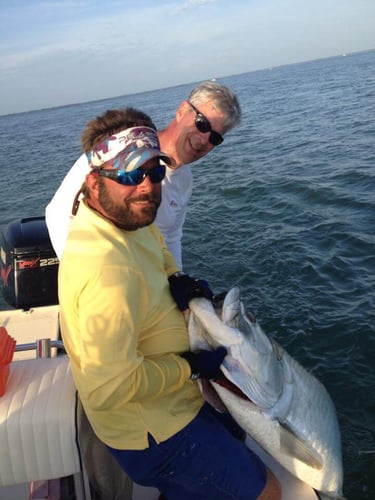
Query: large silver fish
xmin=187 ymin=287 xmax=344 ymax=500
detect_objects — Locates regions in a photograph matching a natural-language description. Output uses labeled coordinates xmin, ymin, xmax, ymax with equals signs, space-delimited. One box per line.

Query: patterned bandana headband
xmin=86 ymin=126 xmax=174 ymax=172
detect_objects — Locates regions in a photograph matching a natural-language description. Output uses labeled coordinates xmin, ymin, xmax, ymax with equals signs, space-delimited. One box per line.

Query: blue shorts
xmin=107 ymin=403 xmax=267 ymax=500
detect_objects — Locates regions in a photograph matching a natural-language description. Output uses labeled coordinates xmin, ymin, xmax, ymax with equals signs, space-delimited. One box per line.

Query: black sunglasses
xmin=187 ymin=101 xmax=224 ymax=146
xmin=93 ymin=164 xmax=166 ymax=186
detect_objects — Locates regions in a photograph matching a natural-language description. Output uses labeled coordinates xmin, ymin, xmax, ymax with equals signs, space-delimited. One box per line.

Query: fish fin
xmin=279 ymin=425 xmax=324 ymax=470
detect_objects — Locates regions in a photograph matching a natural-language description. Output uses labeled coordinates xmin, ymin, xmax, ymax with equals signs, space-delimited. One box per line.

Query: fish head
xmin=220 ymin=288 xmax=285 ymax=408
xmin=222 ymin=287 xmax=272 ymax=355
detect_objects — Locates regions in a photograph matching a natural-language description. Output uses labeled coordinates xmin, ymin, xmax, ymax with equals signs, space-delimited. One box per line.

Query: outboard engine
xmin=1 ymin=216 xmax=59 ymax=309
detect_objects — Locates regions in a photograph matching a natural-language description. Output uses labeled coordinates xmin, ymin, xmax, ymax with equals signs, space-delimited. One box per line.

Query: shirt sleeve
xmin=164 ymin=207 xmax=187 ymax=270
xmin=74 ymin=264 xmax=190 ymax=410
xmin=45 ymin=154 xmax=90 ymax=259
xmin=155 ymin=166 xmax=193 ymax=270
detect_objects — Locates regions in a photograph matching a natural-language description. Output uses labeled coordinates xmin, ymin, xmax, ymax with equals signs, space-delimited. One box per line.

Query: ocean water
xmin=0 ymin=50 xmax=374 ymax=499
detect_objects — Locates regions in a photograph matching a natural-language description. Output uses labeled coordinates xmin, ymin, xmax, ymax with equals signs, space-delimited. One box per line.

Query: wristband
xmin=170 ymin=271 xmax=187 ymax=278
xmin=180 ymin=351 xmax=200 ymax=380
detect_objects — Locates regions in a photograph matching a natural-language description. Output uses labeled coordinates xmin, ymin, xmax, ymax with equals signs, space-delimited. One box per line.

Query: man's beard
xmin=98 ymin=180 xmax=161 ymax=230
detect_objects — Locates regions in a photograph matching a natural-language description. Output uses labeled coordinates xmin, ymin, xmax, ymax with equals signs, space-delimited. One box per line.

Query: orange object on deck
xmin=0 ymin=326 xmax=16 ymax=396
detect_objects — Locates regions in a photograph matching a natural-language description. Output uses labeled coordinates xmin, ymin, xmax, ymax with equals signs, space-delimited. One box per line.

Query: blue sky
xmin=1 ymin=0 xmax=374 ymax=115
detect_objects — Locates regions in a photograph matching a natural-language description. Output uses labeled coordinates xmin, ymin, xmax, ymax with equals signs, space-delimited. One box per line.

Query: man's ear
xmin=85 ymin=171 xmax=100 ymax=198
xmin=176 ymin=100 xmax=190 ymax=122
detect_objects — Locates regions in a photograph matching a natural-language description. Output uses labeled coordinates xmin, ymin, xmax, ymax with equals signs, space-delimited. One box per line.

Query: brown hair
xmin=80 ymin=107 xmax=156 ymax=153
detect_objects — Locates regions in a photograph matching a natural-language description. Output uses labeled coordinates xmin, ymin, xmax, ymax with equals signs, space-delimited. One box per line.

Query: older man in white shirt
xmin=45 ymin=81 xmax=241 ymax=269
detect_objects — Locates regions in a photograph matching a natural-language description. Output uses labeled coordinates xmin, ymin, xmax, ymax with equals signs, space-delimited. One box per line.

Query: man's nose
xmin=138 ymin=174 xmax=154 ymax=191
xmin=195 ymin=133 xmax=213 ymax=151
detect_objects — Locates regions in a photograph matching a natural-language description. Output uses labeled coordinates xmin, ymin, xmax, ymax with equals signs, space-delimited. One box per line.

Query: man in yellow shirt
xmin=59 ymin=107 xmax=280 ymax=499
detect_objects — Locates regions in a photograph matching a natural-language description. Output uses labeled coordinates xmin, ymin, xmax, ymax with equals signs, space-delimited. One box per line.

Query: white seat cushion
xmin=0 ymin=355 xmax=80 ymax=486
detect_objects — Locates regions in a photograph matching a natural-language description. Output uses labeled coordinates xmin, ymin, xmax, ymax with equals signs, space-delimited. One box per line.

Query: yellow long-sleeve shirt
xmin=58 ymin=201 xmax=203 ymax=450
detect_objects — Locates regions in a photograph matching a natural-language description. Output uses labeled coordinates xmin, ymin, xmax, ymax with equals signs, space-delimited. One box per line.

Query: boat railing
xmin=15 ymin=338 xmax=65 ymax=358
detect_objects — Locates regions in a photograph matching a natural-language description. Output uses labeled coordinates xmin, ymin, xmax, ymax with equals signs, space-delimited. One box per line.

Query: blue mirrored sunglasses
xmin=93 ymin=164 xmax=166 ymax=186
xmin=188 ymin=101 xmax=224 ymax=146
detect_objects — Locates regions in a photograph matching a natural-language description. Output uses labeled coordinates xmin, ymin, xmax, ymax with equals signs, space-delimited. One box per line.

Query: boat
xmin=0 ymin=216 xmax=319 ymax=499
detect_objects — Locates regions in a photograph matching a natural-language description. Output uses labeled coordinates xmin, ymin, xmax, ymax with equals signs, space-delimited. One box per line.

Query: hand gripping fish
xmin=187 ymin=287 xmax=345 ymax=500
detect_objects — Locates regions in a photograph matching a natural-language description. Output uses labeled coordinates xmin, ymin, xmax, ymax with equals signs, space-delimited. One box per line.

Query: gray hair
xmin=188 ymin=81 xmax=241 ymax=132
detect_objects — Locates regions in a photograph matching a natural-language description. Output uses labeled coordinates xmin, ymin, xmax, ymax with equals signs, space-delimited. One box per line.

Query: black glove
xmin=180 ymin=347 xmax=227 ymax=380
xmin=168 ymin=272 xmax=214 ymax=311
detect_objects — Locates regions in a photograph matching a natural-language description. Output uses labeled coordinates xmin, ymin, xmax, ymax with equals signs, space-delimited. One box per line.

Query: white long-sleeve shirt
xmin=45 ymin=154 xmax=193 ymax=269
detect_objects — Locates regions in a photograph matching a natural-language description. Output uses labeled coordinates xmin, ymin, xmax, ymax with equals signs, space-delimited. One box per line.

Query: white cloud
xmin=0 ymin=0 xmax=374 ymax=115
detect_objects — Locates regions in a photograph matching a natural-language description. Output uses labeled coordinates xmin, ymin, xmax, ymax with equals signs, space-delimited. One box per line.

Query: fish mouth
xmin=215 ymin=377 xmax=252 ymax=402
xmin=212 ymin=291 xmax=228 ymax=308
